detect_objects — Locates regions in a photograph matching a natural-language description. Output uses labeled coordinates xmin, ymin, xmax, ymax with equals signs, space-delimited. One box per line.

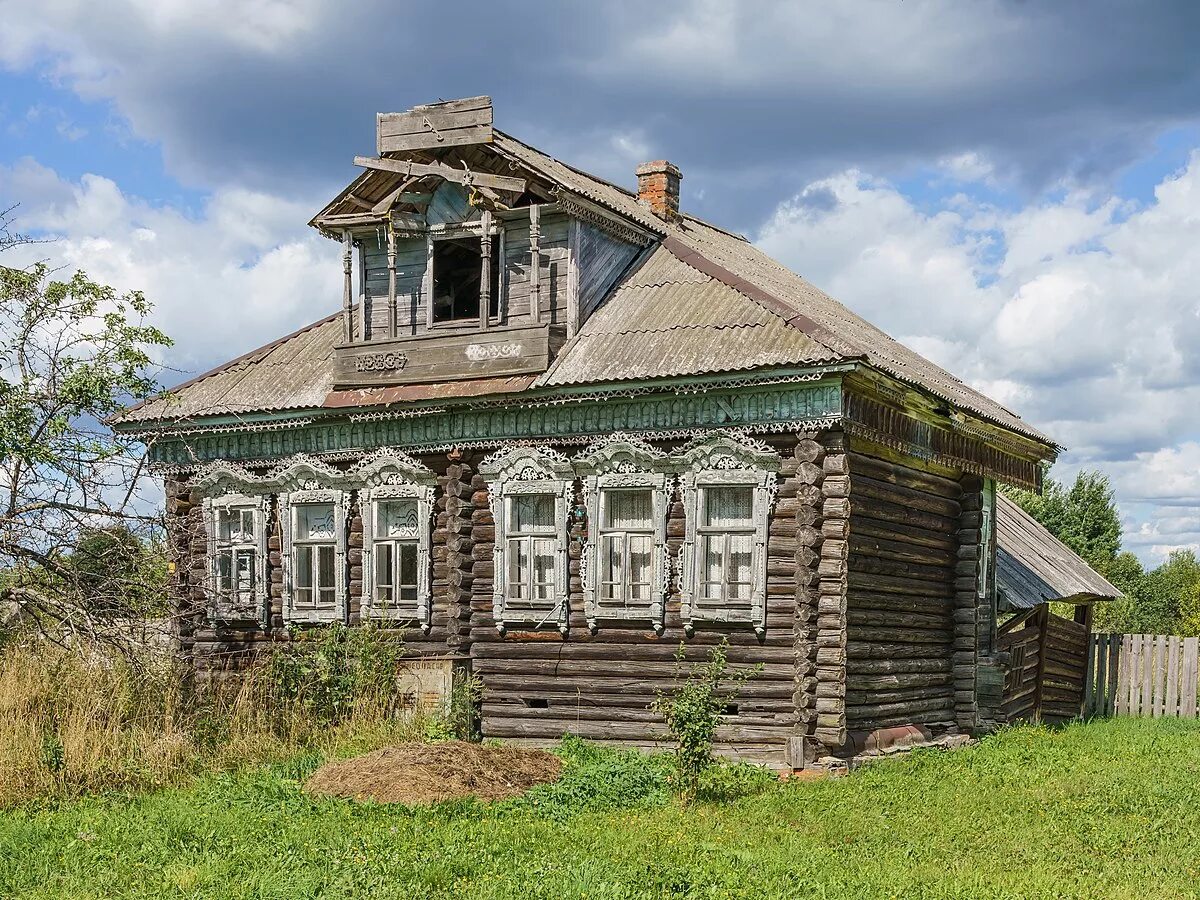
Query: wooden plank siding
xmin=844 ymin=445 xmax=964 ymax=733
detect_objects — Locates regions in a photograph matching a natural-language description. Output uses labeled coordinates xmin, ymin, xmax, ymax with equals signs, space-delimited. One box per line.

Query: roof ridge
xmin=659 ymin=234 xmax=855 ymax=360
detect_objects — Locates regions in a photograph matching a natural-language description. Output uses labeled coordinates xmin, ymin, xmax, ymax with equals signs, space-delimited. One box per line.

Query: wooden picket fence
xmin=1085 ymin=633 xmax=1200 ymax=718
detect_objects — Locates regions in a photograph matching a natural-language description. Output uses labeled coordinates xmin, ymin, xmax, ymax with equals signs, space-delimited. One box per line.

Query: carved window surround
xmin=480 ymin=445 xmax=574 ymax=635
xmin=187 ymin=450 xmax=436 ymax=628
xmin=677 ymin=432 xmax=780 ymax=637
xmin=357 ymin=451 xmax=437 ymax=631
xmin=576 ymin=433 xmax=672 ymax=634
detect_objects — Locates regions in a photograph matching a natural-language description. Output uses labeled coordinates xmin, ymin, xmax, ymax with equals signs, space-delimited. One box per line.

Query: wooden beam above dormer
xmin=377 ymin=96 xmax=493 ymax=153
xmin=353 ymin=156 xmax=526 ymax=194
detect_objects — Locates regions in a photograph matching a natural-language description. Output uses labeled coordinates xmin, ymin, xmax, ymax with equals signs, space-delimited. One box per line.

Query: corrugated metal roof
xmin=115 ymin=129 xmax=1057 ymax=452
xmin=996 ymin=493 xmax=1121 ymax=609
xmin=119 ymin=315 xmax=340 ymax=423
xmin=539 ymin=244 xmax=832 ymax=386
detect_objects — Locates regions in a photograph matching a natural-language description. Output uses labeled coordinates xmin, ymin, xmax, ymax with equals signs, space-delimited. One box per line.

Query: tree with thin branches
xmin=0 ymin=206 xmax=173 ymax=655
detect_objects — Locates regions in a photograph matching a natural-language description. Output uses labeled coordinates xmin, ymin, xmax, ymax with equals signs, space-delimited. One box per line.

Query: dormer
xmin=310 ymin=97 xmax=651 ymax=390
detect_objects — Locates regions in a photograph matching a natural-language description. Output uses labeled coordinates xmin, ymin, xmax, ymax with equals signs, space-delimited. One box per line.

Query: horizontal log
xmin=846 ymin=609 xmax=953 ymax=631
xmin=846 ymin=657 xmax=952 ymax=675
xmin=848 ymin=553 xmax=955 ymax=585
xmin=849 ymin=453 xmax=963 ymax=499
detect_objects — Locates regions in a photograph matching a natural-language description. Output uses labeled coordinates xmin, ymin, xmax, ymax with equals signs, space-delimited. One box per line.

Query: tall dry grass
xmin=0 ymin=638 xmax=424 ymax=807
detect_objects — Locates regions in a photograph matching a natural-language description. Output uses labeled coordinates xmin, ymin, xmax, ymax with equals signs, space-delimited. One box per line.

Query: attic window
xmin=431 ymin=234 xmax=500 ymax=323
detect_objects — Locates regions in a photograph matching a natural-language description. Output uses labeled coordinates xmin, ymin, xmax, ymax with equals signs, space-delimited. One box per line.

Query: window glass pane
xmin=728 ymin=533 xmax=753 ymax=600
xmin=296 ymin=503 xmax=336 ymax=541
xmin=217 ymin=509 xmax=233 ymax=543
xmin=317 ymin=545 xmax=336 ymax=590
xmin=399 ymin=542 xmax=418 ymax=591
xmin=295 ymin=545 xmax=313 ymax=606
xmin=238 ymin=508 xmax=255 ymax=540
xmin=628 ymin=534 xmax=652 ymax=590
xmin=235 ymin=549 xmax=255 ymax=594
xmin=704 ymin=487 xmax=753 ymax=527
xmin=532 ymin=537 xmax=555 ymax=601
xmin=701 ymin=534 xmax=724 ymax=601
xmin=374 ymin=543 xmax=393 ymax=606
xmin=217 ymin=549 xmax=232 ymax=591
xmin=604 ymin=489 xmax=651 ymax=530
xmin=378 ymin=500 xmax=418 ymax=539
xmin=507 ymin=538 xmax=528 ymax=600
xmin=601 ymin=534 xmax=622 ymax=600
xmin=510 ymin=494 xmax=554 ymax=532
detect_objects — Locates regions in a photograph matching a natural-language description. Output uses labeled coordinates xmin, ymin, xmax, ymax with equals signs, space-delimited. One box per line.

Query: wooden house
xmin=114 ymin=97 xmax=1084 ymax=766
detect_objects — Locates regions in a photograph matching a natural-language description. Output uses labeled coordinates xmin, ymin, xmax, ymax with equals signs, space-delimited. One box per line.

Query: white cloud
xmin=755 ymin=153 xmax=1200 ymax=564
xmin=0 ymin=157 xmax=340 ymax=375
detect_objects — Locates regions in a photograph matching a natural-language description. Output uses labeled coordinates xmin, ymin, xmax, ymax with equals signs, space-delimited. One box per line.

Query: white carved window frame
xmin=577 ymin=434 xmax=672 ymax=634
xmin=360 ymin=482 xmax=435 ymax=631
xmin=280 ymin=487 xmax=349 ymax=625
xmin=480 ymin=446 xmax=574 ymax=635
xmin=201 ymin=492 xmax=270 ymax=623
xmin=677 ymin=433 xmax=780 ymax=637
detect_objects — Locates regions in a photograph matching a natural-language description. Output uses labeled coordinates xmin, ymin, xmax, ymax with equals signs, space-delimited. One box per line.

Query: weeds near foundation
xmin=651 ymin=640 xmax=762 ymax=804
xmin=0 ymin=630 xmax=421 ymax=807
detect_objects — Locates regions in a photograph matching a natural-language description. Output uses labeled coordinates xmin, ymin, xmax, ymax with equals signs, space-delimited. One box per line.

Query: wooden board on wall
xmin=333 ymin=323 xmax=552 ymax=388
xmin=377 ymin=97 xmax=493 ymax=153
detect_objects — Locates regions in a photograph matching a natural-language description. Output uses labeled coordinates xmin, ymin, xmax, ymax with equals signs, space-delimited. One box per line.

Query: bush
xmin=260 ymin=622 xmax=407 ymax=727
xmin=650 ymin=640 xmax=762 ymax=803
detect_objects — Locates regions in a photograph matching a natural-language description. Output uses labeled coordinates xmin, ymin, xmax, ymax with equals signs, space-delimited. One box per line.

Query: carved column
xmin=479 ymin=210 xmax=493 ymax=332
xmin=341 ymin=230 xmax=353 ymax=343
xmin=528 ymin=204 xmax=541 ymax=323
xmin=387 ymin=225 xmax=398 ymax=339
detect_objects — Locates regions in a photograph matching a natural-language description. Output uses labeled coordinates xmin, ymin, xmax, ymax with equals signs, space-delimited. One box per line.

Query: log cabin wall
xmin=844 ymin=442 xmax=965 ymax=736
xmin=468 ymin=432 xmax=828 ymax=766
xmin=164 ymin=426 xmax=1001 ymax=761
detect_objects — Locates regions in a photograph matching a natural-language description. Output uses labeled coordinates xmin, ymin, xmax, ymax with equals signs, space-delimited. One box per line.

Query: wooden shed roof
xmin=116 ymin=129 xmax=1054 ymax=449
xmin=996 ymin=493 xmax=1121 ymax=609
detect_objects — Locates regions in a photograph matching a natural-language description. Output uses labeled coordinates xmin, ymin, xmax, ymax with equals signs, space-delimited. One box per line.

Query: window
xmin=293 ymin=502 xmax=338 ymax=612
xmin=431 ymin=233 xmax=500 ymax=324
xmin=598 ymin=490 xmax=654 ymax=610
xmin=215 ymin=506 xmax=258 ymax=602
xmin=697 ymin=486 xmax=755 ymax=607
xmin=577 ymin=434 xmax=671 ymax=632
xmin=203 ymin=494 xmax=268 ymax=622
xmin=506 ymin=494 xmax=559 ymax=610
xmin=280 ymin=487 xmax=347 ymax=624
xmin=357 ymin=458 xmax=436 ymax=630
xmin=480 ymin=446 xmax=574 ymax=635
xmin=373 ymin=499 xmax=420 ymax=610
xmin=678 ymin=433 xmax=779 ymax=636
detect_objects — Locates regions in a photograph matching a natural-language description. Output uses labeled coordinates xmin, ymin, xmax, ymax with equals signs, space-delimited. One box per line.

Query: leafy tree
xmin=65 ymin=525 xmax=168 ymax=618
xmin=0 ymin=207 xmax=172 ymax=652
xmin=1005 ymin=470 xmax=1122 ymax=573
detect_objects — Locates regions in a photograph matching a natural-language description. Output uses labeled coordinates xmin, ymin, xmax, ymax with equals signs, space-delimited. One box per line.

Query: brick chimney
xmin=636 ymin=160 xmax=682 ymax=220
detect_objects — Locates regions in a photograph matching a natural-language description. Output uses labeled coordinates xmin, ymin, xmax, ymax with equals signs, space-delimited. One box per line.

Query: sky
xmin=2 ymin=0 xmax=1199 ymax=565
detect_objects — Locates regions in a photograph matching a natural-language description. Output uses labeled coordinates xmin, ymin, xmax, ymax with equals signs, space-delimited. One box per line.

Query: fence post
xmin=1166 ymin=637 xmax=1180 ymax=718
xmin=1085 ymin=633 xmax=1100 ymax=718
xmin=1184 ymin=638 xmax=1199 ymax=719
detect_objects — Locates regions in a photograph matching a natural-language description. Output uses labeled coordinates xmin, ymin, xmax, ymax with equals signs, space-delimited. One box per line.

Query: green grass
xmin=3 ymin=718 xmax=1200 ymax=899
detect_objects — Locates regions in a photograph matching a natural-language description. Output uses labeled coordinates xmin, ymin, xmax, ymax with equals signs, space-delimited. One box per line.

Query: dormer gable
xmin=309 ymin=97 xmax=651 ymax=391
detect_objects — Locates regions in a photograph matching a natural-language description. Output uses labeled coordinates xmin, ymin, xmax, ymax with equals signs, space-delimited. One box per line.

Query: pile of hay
xmin=304 ymin=741 xmax=562 ymax=805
